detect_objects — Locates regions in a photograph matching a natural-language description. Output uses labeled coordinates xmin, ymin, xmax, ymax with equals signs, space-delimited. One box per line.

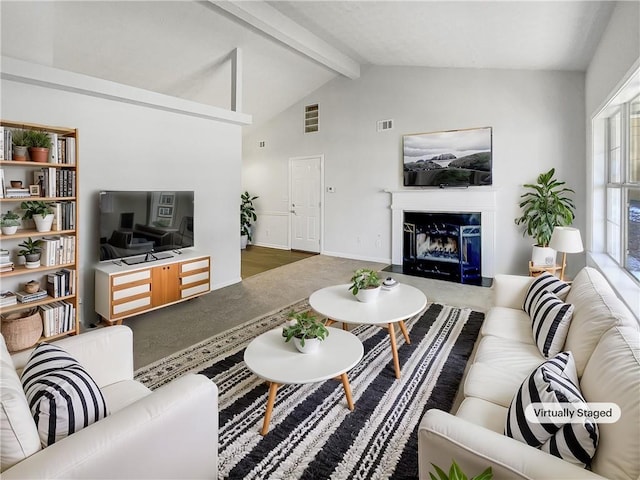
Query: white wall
xmin=243 ymin=66 xmax=586 ymax=277
xmin=1 ymin=71 xmax=244 ymax=325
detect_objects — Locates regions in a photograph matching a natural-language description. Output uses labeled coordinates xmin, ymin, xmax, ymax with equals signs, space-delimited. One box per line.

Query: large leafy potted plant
xmin=282 ymin=310 xmax=329 ymax=354
xmin=24 ymin=130 xmax=52 ymax=163
xmin=514 ymin=168 xmax=576 ymax=266
xmin=21 ymin=200 xmax=54 ymax=232
xmin=240 ymin=191 xmax=258 ymax=249
xmin=349 ymin=268 xmax=382 ymax=303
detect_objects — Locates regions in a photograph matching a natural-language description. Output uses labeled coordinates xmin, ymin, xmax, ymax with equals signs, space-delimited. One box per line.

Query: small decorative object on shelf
xmin=349 ymin=268 xmax=382 ymax=302
xmin=282 ymin=310 xmax=329 ymax=354
xmin=23 ymin=280 xmax=40 ymax=294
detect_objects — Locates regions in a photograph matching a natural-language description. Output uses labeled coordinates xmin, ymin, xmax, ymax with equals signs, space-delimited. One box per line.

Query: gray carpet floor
xmin=125 ymin=255 xmax=493 ymax=369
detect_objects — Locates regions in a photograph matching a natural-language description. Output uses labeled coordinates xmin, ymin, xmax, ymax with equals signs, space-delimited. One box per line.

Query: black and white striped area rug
xmin=135 ymin=300 xmax=483 ymax=480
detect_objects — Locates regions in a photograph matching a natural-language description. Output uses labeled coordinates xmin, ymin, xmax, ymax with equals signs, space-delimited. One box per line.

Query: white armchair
xmin=1 ymin=325 xmax=218 ymax=479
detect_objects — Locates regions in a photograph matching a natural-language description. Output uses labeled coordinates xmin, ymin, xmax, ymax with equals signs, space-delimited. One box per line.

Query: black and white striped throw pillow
xmin=523 ymin=272 xmax=571 ymax=316
xmin=505 ymin=352 xmax=598 ymax=468
xmin=20 ymin=343 xmax=108 ymax=447
xmin=531 ymin=291 xmax=574 ymax=357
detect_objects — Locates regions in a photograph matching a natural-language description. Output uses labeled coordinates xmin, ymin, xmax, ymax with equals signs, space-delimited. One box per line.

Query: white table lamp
xmin=549 ymin=227 xmax=584 ymax=280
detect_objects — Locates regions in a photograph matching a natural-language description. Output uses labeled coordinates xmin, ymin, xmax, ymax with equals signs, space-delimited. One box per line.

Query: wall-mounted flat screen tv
xmin=99 ymin=191 xmax=194 ymax=263
xmin=403 ymin=126 xmax=492 ymax=187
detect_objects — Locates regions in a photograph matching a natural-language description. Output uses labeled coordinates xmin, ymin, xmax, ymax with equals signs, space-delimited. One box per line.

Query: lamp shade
xmin=549 ymin=227 xmax=583 ymax=253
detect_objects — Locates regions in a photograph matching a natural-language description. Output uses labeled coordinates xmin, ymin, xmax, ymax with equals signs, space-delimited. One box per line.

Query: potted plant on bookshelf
xmin=21 ymin=200 xmax=54 ymax=232
xmin=11 ymin=129 xmax=29 ymax=161
xmin=18 ymin=237 xmax=43 ymax=269
xmin=349 ymin=268 xmax=382 ymax=303
xmin=514 ymin=168 xmax=576 ymax=266
xmin=240 ymin=191 xmax=258 ymax=249
xmin=24 ymin=130 xmax=52 ymax=163
xmin=282 ymin=310 xmax=329 ymax=354
xmin=0 ymin=211 xmax=21 ymax=235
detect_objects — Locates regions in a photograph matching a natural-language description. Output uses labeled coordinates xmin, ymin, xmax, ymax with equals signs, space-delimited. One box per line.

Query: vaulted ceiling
xmin=0 ymin=1 xmax=616 ymax=130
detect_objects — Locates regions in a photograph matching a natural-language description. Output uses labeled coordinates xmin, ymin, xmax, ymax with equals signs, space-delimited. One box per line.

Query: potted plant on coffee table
xmin=282 ymin=310 xmax=329 ymax=354
xmin=21 ymin=200 xmax=54 ymax=232
xmin=24 ymin=130 xmax=52 ymax=163
xmin=514 ymin=168 xmax=576 ymax=266
xmin=18 ymin=237 xmax=43 ymax=269
xmin=0 ymin=211 xmax=21 ymax=235
xmin=240 ymin=191 xmax=258 ymax=249
xmin=349 ymin=268 xmax=382 ymax=303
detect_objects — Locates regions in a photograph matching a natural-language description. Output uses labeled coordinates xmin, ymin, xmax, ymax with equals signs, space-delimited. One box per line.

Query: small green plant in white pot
xmin=282 ymin=310 xmax=329 ymax=354
xmin=18 ymin=237 xmax=43 ymax=269
xmin=11 ymin=129 xmax=29 ymax=161
xmin=0 ymin=211 xmax=21 ymax=235
xmin=349 ymin=268 xmax=382 ymax=303
xmin=21 ymin=200 xmax=54 ymax=232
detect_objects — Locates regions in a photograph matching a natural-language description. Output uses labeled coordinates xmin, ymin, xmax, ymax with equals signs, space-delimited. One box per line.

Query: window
xmin=606 ymin=95 xmax=640 ymax=281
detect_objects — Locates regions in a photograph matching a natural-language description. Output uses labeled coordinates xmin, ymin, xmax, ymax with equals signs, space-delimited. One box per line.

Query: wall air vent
xmin=377 ymin=119 xmax=394 ymax=132
xmin=305 ymin=104 xmax=319 ymax=133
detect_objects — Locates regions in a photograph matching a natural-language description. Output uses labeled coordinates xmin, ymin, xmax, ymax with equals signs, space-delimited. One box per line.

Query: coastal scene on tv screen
xmin=403 ymin=127 xmax=492 ymax=187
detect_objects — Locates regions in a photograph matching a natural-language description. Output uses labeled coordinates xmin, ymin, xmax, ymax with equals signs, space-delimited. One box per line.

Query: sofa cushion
xmin=21 ymin=343 xmax=109 ymax=447
xmin=531 ymin=291 xmax=574 ymax=358
xmin=0 ymin=335 xmax=41 ymax=472
xmin=564 ymin=267 xmax=631 ymax=376
xmin=101 ymin=379 xmax=151 ymax=413
xmin=580 ymin=325 xmax=640 ymax=480
xmin=481 ymin=307 xmax=534 ymax=344
xmin=505 ymin=352 xmax=598 ymax=467
xmin=456 ymin=396 xmax=508 ymax=433
xmin=474 ymin=335 xmax=544 ymax=380
xmin=523 ymin=272 xmax=571 ymax=316
xmin=464 ymin=362 xmax=530 ymax=408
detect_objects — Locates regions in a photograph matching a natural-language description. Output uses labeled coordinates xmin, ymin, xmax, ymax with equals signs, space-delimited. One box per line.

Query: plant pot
xmin=13 ymin=145 xmax=27 ymax=161
xmin=25 ymin=259 xmax=41 ymax=269
xmin=1 ymin=225 xmax=18 ymax=235
xmin=531 ymin=245 xmax=557 ymax=267
xmin=293 ymin=337 xmax=322 ymax=354
xmin=10 ymin=180 xmax=23 ymax=188
xmin=241 ymin=234 xmax=248 ymax=250
xmin=355 ymin=286 xmax=381 ymax=303
xmin=33 ymin=213 xmax=54 ymax=232
xmin=28 ymin=147 xmax=49 ymax=163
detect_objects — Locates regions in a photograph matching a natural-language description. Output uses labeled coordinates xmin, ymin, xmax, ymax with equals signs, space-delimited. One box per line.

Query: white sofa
xmin=1 ymin=325 xmax=218 ymax=479
xmin=418 ymin=267 xmax=640 ymax=479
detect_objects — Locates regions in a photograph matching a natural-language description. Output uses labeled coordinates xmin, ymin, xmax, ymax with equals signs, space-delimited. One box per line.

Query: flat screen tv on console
xmin=403 ymin=126 xmax=492 ymax=187
xmin=99 ymin=191 xmax=194 ymax=264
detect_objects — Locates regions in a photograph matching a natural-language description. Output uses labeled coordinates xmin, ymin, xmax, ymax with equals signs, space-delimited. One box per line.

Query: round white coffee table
xmin=244 ymin=326 xmax=363 ymax=435
xmin=309 ymin=283 xmax=427 ymax=379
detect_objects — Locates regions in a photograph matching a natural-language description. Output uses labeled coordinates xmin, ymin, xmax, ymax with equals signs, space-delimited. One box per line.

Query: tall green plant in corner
xmin=240 ymin=191 xmax=258 ymax=247
xmin=514 ymin=168 xmax=576 ymax=247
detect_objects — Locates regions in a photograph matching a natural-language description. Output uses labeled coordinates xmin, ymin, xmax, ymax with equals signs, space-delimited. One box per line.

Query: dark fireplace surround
xmin=403 ymin=211 xmax=482 ymax=285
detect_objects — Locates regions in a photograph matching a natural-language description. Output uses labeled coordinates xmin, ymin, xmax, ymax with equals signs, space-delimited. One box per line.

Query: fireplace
xmin=403 ymin=211 xmax=481 ymax=284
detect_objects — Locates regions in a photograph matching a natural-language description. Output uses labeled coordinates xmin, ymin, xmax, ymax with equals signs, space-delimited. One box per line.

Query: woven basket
xmin=1 ymin=308 xmax=43 ymax=352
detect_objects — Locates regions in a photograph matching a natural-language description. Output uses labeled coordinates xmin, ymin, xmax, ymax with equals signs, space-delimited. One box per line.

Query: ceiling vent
xmin=305 ymin=104 xmax=319 ymax=133
xmin=377 ymin=119 xmax=394 ymax=132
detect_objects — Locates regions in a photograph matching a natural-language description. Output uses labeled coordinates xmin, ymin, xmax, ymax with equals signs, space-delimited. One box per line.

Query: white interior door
xmin=290 ymin=156 xmax=322 ymax=253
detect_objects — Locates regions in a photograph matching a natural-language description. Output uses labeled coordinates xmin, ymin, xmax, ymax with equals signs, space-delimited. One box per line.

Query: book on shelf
xmin=15 ymin=289 xmax=48 ymax=303
xmin=40 ymin=301 xmax=75 ymax=337
xmin=0 ymin=291 xmax=17 ymax=306
xmin=48 ymin=133 xmax=58 ymax=163
xmin=0 ymin=169 xmax=4 ymax=198
xmin=4 ymin=188 xmax=31 ymax=198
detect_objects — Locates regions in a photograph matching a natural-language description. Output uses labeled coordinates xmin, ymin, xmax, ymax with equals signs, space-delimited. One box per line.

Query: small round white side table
xmin=244 ymin=326 xmax=363 ymax=435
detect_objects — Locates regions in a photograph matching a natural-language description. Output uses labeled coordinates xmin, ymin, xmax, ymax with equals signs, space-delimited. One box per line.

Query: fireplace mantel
xmin=386 ymin=188 xmax=497 ymax=278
